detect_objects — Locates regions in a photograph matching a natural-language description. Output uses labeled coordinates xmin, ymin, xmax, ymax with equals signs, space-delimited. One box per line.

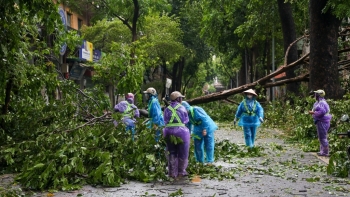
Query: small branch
xmin=62 ymin=112 xmax=111 ymax=132
xmin=224 ymin=99 xmax=239 ymax=105
xmin=284 ymin=35 xmax=308 ymax=66
xmin=113 ymin=14 xmax=132 ymax=31
xmin=339 ymin=48 xmax=350 ymax=54
xmin=75 ymin=88 xmax=101 ymax=108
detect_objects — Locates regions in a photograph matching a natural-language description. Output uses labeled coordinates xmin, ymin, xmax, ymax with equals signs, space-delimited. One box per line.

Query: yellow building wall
xmin=58 ymin=3 xmax=88 ymax=30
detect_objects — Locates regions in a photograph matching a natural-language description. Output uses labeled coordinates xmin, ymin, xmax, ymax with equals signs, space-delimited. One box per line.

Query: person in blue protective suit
xmin=113 ymin=93 xmax=140 ymax=140
xmin=143 ymin=87 xmax=165 ymax=141
xmin=163 ymin=91 xmax=190 ymax=179
xmin=234 ymin=89 xmax=264 ymax=148
xmin=309 ymin=89 xmax=332 ymax=157
xmin=181 ymin=101 xmax=218 ymax=164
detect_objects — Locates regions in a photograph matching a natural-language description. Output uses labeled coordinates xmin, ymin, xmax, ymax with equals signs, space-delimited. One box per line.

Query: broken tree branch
xmin=62 ymin=112 xmax=111 ymax=133
xmin=284 ymin=35 xmax=308 ymax=66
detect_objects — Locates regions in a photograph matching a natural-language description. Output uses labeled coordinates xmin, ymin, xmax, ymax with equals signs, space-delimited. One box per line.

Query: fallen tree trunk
xmin=187 ymin=47 xmax=350 ymax=105
xmin=264 ymin=73 xmax=309 ymax=88
xmin=186 ymin=74 xmax=309 ymax=105
xmin=186 ymin=52 xmax=310 ymax=105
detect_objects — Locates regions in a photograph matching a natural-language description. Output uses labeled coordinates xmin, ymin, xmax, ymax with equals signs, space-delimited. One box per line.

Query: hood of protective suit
xmin=181 ymin=101 xmax=191 ymax=111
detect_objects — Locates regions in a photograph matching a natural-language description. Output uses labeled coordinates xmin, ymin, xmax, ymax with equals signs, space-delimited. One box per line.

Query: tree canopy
xmin=1 ymin=0 xmax=350 ymax=192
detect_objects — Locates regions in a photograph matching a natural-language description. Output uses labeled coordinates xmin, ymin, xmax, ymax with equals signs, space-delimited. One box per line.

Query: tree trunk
xmin=131 ymin=0 xmax=139 ymax=42
xmin=239 ymin=50 xmax=247 ymax=85
xmin=171 ymin=57 xmax=185 ymax=93
xmin=277 ymin=0 xmax=299 ymax=94
xmin=162 ymin=59 xmax=167 ymax=98
xmin=309 ymin=0 xmax=342 ymax=99
xmin=175 ymin=57 xmax=185 ymax=92
xmin=2 ymin=78 xmax=13 ymax=115
xmin=171 ymin=61 xmax=178 ymax=92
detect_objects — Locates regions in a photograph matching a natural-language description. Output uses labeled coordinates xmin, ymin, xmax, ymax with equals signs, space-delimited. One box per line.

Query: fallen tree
xmin=186 ymin=39 xmax=350 ymax=105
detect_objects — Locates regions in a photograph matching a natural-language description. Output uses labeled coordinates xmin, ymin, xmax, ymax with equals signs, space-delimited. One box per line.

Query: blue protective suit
xmin=235 ymin=97 xmax=264 ymax=147
xmin=182 ymin=101 xmax=218 ymax=163
xmin=147 ymin=95 xmax=165 ymax=141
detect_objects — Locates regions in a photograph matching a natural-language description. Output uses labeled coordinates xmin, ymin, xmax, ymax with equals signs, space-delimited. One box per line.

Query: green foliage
xmin=166 ymin=135 xmax=184 ymax=145
xmin=169 ymin=188 xmax=183 ymax=197
xmin=136 ymin=14 xmax=185 ymax=64
xmin=81 ymin=19 xmax=131 ymax=52
xmin=0 ymin=186 xmax=23 ymax=197
xmin=215 ymin=140 xmax=265 ymax=159
xmin=4 ymin=122 xmax=168 ymax=190
xmin=91 ymin=42 xmax=145 ymax=94
xmin=327 ymin=151 xmax=350 ymax=178
xmin=264 ymin=94 xmax=315 ymax=140
xmin=196 ymin=92 xmax=350 ymax=178
xmin=325 ymin=0 xmax=350 ymax=18
xmin=199 ymin=100 xmax=239 ymax=122
xmin=262 ymin=93 xmax=350 ymax=177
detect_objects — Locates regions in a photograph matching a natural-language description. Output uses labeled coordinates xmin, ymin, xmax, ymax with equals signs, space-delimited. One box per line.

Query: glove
xmin=259 ymin=117 xmax=264 ymax=123
xmin=233 ymin=119 xmax=237 ymax=126
xmin=153 ymin=124 xmax=158 ymax=130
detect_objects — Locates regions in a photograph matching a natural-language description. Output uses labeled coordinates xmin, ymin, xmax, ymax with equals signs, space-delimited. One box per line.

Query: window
xmin=66 ymin=12 xmax=72 ymax=27
xmin=78 ymin=18 xmax=83 ymax=30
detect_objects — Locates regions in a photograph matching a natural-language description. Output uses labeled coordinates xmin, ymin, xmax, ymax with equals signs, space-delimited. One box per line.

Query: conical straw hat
xmin=243 ymin=89 xmax=257 ymax=96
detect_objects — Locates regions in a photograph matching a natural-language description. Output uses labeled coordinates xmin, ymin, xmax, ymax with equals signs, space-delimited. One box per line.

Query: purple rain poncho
xmin=312 ymin=97 xmax=332 ymax=155
xmin=312 ymin=98 xmax=332 ymax=123
xmin=114 ymin=101 xmax=140 ymax=127
xmin=163 ymin=101 xmax=190 ymax=178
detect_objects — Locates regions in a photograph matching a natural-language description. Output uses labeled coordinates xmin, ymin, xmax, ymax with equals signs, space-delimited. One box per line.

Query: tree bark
xmin=175 ymin=57 xmax=185 ymax=92
xmin=171 ymin=61 xmax=178 ymax=92
xmin=239 ymin=50 xmax=247 ymax=86
xmin=162 ymin=59 xmax=167 ymax=98
xmin=131 ymin=0 xmax=139 ymax=42
xmin=277 ymin=0 xmax=299 ymax=94
xmin=2 ymin=78 xmax=13 ymax=115
xmin=309 ymin=0 xmax=342 ymax=98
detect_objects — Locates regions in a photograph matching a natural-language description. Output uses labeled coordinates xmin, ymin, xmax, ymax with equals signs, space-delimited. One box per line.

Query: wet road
xmin=45 ymin=124 xmax=350 ymax=197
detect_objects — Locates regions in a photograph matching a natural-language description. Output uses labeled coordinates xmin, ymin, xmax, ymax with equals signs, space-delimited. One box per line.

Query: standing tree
xmin=309 ymin=0 xmax=342 ymax=98
xmin=169 ymin=0 xmax=211 ymax=93
xmin=277 ymin=0 xmax=299 ymax=94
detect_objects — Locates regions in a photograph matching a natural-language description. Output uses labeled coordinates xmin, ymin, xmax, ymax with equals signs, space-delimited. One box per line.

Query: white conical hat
xmin=243 ymin=89 xmax=257 ymax=96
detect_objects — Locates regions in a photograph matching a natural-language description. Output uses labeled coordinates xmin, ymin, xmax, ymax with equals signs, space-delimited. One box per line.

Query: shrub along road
xmin=3 ymin=124 xmax=350 ymax=197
